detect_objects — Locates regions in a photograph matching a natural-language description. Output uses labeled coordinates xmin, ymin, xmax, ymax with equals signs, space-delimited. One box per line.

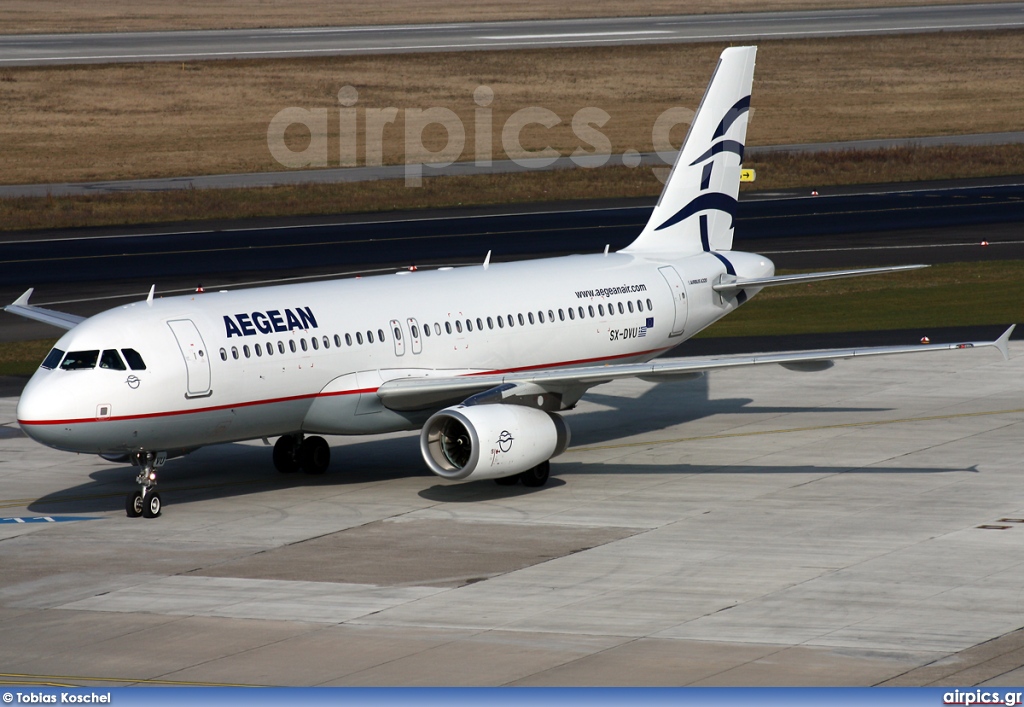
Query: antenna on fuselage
xmin=146 ymin=285 xmax=155 ymax=306
xmin=483 ymin=250 xmax=491 ymax=270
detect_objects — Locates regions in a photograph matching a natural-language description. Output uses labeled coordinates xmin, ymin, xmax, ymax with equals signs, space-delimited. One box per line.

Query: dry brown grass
xmin=1 ymin=0 xmax=1007 ymax=34
xmin=3 ymin=144 xmax=1022 ymax=233
xmin=2 ymin=31 xmax=1024 ymax=187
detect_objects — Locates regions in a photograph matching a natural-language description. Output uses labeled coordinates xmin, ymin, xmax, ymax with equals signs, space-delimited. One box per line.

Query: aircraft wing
xmin=377 ymin=326 xmax=1015 ymax=412
xmin=3 ymin=288 xmax=85 ymax=330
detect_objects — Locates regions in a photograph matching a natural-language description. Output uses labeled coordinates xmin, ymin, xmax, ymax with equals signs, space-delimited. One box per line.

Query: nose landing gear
xmin=125 ymin=451 xmax=165 ymax=518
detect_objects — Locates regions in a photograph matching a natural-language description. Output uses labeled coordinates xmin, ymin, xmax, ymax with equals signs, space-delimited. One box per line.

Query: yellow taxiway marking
xmin=569 ymin=407 xmax=1024 ymax=452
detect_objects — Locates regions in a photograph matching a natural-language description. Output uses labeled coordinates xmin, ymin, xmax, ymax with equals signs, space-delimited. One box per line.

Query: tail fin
xmin=624 ymin=46 xmax=756 ymax=255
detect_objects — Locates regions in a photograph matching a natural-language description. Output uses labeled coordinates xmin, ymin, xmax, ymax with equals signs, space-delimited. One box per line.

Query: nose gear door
xmin=167 ymin=319 xmax=212 ymax=398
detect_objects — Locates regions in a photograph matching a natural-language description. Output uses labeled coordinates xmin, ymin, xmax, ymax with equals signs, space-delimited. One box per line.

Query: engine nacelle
xmin=420 ymin=404 xmax=570 ymax=482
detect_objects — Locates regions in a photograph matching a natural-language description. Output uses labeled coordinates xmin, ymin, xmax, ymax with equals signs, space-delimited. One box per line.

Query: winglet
xmin=995 ymin=325 xmax=1015 ymax=361
xmin=12 ymin=288 xmax=34 ymax=307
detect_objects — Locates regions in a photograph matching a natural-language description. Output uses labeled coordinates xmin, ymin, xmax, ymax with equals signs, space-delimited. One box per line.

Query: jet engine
xmin=420 ymin=404 xmax=570 ymax=482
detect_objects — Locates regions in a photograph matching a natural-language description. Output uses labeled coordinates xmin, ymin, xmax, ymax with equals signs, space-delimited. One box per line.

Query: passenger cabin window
xmin=311 ymin=338 xmax=318 ymax=351
xmin=378 ymin=328 xmax=385 ymax=342
xmin=61 ymin=350 xmax=99 ymax=370
xmin=41 ymin=348 xmax=65 ymax=370
xmin=219 ymin=348 xmax=227 ymax=361
xmin=367 ymin=330 xmax=374 ymax=344
xmin=99 ymin=349 xmax=126 ymax=370
xmin=121 ymin=348 xmax=147 ymax=370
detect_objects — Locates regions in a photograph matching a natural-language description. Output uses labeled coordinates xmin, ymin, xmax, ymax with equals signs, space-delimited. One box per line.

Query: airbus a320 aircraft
xmin=5 ymin=46 xmax=1013 ymax=518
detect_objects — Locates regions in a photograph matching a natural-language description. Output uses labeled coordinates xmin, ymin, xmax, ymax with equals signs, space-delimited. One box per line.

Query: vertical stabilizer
xmin=624 ymin=46 xmax=756 ymax=255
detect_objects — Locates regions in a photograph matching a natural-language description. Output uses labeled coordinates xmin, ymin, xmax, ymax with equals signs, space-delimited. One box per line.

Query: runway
xmin=1 ymin=341 xmax=1022 ymax=685
xmin=2 ymin=4 xmax=1023 ymax=66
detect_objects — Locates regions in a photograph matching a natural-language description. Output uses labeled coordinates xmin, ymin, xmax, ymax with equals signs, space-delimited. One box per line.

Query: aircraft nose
xmin=16 ymin=372 xmax=72 ymax=450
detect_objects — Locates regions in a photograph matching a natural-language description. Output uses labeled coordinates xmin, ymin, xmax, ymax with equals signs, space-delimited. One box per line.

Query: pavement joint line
xmin=0 ymin=672 xmax=261 ymax=687
xmin=568 ymin=407 xmax=1024 ymax=452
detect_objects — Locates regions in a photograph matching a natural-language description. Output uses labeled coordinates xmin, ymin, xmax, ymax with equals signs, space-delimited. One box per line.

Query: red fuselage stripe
xmin=18 ymin=346 xmax=670 ymax=426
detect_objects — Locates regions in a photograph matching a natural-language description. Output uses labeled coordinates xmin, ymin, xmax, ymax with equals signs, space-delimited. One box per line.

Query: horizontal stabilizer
xmin=712 ymin=264 xmax=928 ymax=292
xmin=4 ymin=288 xmax=85 ymax=330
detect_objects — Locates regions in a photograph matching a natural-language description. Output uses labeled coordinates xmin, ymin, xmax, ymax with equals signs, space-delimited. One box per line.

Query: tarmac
xmin=1 ymin=341 xmax=1023 ymax=686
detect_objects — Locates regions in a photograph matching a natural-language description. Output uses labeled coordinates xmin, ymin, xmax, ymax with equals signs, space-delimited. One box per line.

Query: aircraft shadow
xmin=417 ymin=462 xmax=977 ymax=503
xmin=25 ymin=374 xmax=898 ymax=515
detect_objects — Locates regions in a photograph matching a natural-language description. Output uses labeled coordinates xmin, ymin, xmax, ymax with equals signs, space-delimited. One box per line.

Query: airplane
xmin=4 ymin=46 xmax=1014 ymax=519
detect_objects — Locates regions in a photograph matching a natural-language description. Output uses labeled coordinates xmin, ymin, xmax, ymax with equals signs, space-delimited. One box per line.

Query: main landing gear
xmin=273 ymin=434 xmax=330 ymax=475
xmin=125 ymin=450 xmax=165 ymax=519
xmin=494 ymin=460 xmax=551 ymax=488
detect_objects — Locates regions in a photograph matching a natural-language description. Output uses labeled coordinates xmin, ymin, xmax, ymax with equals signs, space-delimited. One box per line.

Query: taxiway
xmin=0 ymin=341 xmax=1022 ymax=685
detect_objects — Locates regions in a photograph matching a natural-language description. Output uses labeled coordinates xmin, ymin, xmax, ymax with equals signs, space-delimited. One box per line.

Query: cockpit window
xmin=60 ymin=350 xmax=99 ymax=370
xmin=99 ymin=349 xmax=127 ymax=370
xmin=121 ymin=348 xmax=147 ymax=370
xmin=41 ymin=348 xmax=65 ymax=370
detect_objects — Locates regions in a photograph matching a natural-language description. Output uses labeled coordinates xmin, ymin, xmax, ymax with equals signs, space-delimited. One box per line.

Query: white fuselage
xmin=16 ymin=248 xmax=772 ymax=455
